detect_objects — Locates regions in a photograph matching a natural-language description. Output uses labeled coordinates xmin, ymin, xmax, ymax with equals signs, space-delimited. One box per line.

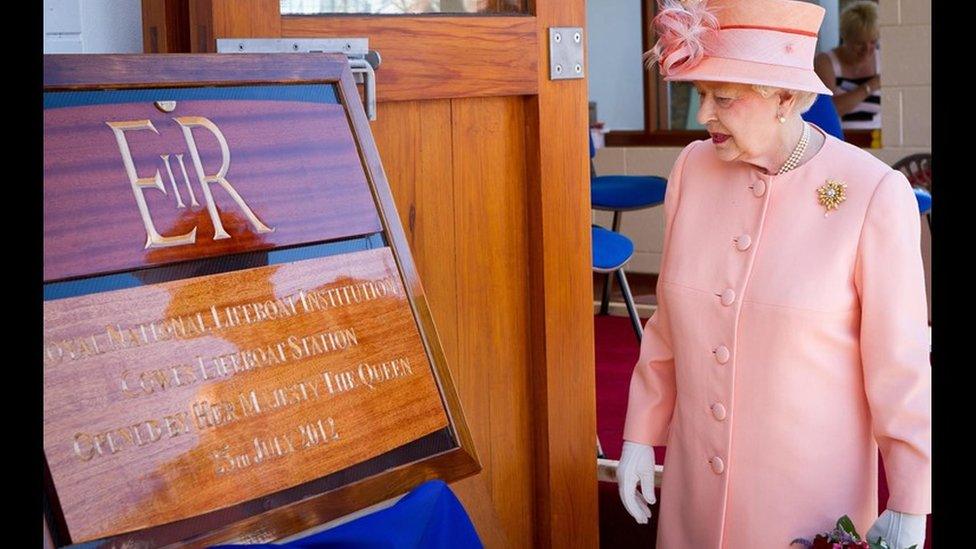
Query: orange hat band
xmin=720 ymin=24 xmax=819 ymax=38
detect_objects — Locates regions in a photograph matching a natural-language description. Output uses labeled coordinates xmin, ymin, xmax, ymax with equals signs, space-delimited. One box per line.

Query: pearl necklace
xmin=777 ymin=122 xmax=811 ymax=175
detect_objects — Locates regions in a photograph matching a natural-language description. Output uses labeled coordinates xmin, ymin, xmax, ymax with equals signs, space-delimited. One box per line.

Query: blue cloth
xmin=212 ymin=480 xmax=482 ymax=549
xmin=591 ymin=174 xmax=667 ymax=210
xmin=592 ymin=225 xmax=634 ymax=271
xmin=914 ymin=187 xmax=932 ymax=215
xmin=802 ymin=94 xmax=844 ymax=141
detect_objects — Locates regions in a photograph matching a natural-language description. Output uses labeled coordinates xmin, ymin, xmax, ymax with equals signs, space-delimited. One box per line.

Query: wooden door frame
xmin=164 ymin=2 xmax=598 ymax=546
xmin=525 ymin=2 xmax=597 ymax=548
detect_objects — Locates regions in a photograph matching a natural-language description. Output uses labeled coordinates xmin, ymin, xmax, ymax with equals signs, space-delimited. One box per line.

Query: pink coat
xmin=622 ymin=128 xmax=931 ymax=548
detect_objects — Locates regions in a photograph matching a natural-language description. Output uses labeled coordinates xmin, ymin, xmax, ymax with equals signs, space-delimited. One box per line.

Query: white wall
xmin=44 ymin=0 xmax=143 ymax=54
xmin=875 ymin=0 xmax=932 ymax=318
xmin=876 ymin=0 xmax=930 ymax=157
xmin=587 ymin=0 xmax=645 ymax=131
xmin=818 ymin=0 xmax=840 ymax=52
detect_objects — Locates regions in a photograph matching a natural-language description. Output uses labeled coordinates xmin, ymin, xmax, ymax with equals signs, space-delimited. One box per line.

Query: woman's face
xmin=695 ymin=81 xmax=784 ymax=164
xmin=844 ymin=29 xmax=879 ymax=62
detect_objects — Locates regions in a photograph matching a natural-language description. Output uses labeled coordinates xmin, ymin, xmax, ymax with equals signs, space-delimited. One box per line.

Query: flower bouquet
xmin=790 ymin=515 xmax=917 ymax=549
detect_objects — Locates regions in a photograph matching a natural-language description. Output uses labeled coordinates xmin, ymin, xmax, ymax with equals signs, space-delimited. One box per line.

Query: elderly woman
xmin=814 ymin=1 xmax=882 ymax=130
xmin=615 ymin=1 xmax=930 ymax=548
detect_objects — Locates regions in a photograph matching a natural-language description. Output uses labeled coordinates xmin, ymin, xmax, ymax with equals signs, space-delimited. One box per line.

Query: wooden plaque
xmin=43 ymin=54 xmax=479 ymax=547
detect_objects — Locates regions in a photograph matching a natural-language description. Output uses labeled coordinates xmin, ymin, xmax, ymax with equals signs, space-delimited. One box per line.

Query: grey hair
xmin=751 ymin=84 xmax=819 ymax=115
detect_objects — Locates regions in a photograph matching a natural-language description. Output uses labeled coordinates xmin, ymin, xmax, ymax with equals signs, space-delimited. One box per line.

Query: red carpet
xmin=594 ymin=314 xmax=932 ymax=548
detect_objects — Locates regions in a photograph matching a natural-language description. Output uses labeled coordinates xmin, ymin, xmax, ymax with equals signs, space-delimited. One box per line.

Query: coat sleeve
xmin=622 ymin=140 xmax=697 ymax=446
xmin=854 ymin=169 xmax=932 ymax=514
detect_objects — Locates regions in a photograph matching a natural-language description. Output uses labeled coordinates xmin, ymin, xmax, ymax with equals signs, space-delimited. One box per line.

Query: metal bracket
xmin=549 ymin=27 xmax=584 ymax=81
xmin=216 ymin=38 xmax=382 ymax=121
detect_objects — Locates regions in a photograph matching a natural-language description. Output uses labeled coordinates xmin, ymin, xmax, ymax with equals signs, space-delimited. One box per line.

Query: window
xmin=280 ymin=0 xmax=528 ymax=15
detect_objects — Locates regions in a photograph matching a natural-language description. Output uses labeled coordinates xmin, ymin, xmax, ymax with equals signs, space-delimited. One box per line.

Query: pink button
xmin=720 ymin=289 xmax=736 ymax=306
xmin=734 ymin=234 xmax=752 ymax=251
xmin=710 ymin=456 xmax=725 ymax=474
xmin=714 ymin=345 xmax=730 ymax=364
xmin=711 ymin=403 xmax=727 ymax=421
xmin=751 ymin=180 xmax=766 ymax=197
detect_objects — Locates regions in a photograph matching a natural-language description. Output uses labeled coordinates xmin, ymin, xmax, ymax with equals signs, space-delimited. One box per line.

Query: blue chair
xmin=590 ymin=134 xmax=667 ymax=315
xmin=802 ymin=93 xmax=844 ymax=140
xmin=914 ymin=187 xmax=932 ymax=228
xmin=592 ymin=225 xmax=642 ymax=342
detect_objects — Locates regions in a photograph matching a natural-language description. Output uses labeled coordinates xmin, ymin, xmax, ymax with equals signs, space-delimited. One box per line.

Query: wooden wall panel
xmin=282 ymin=16 xmax=537 ymax=102
xmin=370 ymin=100 xmax=458 ymax=383
xmin=372 ymin=99 xmax=517 ymax=547
xmin=188 ymin=0 xmax=213 ymax=53
xmin=453 ymin=96 xmax=534 ymax=549
xmin=141 ymin=0 xmax=189 ymax=53
xmin=212 ymin=0 xmax=281 ymax=41
xmin=190 ymin=0 xmax=281 ymax=52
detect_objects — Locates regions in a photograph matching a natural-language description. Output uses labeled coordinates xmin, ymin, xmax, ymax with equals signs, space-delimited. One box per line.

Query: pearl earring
xmin=778 ymin=115 xmax=786 ymax=123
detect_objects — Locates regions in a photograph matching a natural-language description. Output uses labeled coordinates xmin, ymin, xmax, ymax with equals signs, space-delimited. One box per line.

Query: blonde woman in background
xmin=814 ymin=1 xmax=881 ymax=130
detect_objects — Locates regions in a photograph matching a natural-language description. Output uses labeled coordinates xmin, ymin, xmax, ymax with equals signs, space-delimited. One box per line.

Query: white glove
xmin=617 ymin=440 xmax=657 ymax=524
xmin=864 ymin=509 xmax=926 ymax=549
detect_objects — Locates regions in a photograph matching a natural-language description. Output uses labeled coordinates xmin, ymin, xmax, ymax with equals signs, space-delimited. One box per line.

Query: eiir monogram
xmin=106 ymin=116 xmax=274 ymax=249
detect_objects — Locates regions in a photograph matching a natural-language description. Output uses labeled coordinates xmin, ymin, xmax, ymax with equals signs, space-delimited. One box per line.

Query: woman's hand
xmin=617 ymin=441 xmax=657 ymax=524
xmin=865 ymin=509 xmax=926 ymax=548
xmin=865 ymin=74 xmax=881 ymax=94
xmin=867 ymin=74 xmax=881 ymax=91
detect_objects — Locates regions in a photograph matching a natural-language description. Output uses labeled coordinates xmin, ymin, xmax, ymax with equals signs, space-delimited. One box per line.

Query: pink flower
xmin=644 ymin=0 xmax=720 ymax=77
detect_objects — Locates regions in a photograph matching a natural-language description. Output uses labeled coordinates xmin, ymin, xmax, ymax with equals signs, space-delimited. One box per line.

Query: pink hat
xmin=647 ymin=0 xmax=833 ymax=95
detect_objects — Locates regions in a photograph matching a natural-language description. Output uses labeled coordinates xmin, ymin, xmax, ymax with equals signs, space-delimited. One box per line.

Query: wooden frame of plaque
xmin=43 ymin=54 xmax=480 ymax=548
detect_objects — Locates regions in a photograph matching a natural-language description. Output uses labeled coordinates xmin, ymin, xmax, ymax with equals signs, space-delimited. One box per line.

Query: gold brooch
xmin=817 ymin=179 xmax=847 ymax=215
